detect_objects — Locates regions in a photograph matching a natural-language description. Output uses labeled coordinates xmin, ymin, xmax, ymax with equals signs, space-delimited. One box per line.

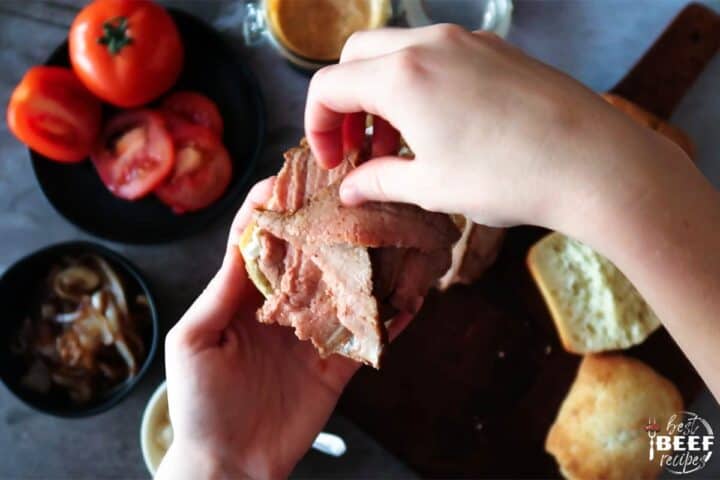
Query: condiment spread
xmin=267 ymin=0 xmax=388 ymax=61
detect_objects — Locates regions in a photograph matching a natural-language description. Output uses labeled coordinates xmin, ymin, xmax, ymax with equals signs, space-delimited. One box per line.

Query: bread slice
xmin=527 ymin=232 xmax=660 ymax=354
xmin=546 ymin=354 xmax=683 ymax=480
xmin=238 ymin=220 xmax=273 ymax=298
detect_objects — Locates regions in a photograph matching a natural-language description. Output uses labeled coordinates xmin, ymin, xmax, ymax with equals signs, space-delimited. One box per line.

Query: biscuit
xmin=546 ymin=354 xmax=683 ymax=480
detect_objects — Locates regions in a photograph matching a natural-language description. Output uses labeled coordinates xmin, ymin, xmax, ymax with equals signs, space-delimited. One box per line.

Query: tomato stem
xmin=98 ymin=17 xmax=132 ymax=55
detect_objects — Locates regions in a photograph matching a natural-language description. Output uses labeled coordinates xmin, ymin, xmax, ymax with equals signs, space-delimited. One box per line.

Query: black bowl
xmin=30 ymin=9 xmax=265 ymax=244
xmin=0 ymin=242 xmax=159 ymax=417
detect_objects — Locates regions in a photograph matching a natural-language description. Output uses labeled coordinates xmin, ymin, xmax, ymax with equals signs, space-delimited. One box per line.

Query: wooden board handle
xmin=611 ymin=3 xmax=720 ymax=120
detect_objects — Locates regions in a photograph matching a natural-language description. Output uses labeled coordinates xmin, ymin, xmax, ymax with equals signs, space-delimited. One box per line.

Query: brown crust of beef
xmin=266 ymin=143 xmax=354 ymax=213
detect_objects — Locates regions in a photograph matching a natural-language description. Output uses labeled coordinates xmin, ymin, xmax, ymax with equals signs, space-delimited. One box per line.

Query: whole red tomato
xmin=7 ymin=66 xmax=102 ymax=163
xmin=69 ymin=0 xmax=184 ymax=107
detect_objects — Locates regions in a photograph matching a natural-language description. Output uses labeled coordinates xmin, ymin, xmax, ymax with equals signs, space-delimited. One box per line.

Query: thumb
xmin=339 ymin=156 xmax=422 ymax=205
xmin=170 ymin=179 xmax=274 ymax=347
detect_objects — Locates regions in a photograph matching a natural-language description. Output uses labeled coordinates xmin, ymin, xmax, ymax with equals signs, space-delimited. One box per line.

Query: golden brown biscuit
xmin=602 ymin=93 xmax=695 ymax=159
xmin=546 ymin=355 xmax=683 ymax=480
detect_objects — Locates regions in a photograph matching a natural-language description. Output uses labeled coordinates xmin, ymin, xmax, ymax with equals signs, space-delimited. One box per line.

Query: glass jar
xmin=243 ymin=0 xmax=393 ymax=70
xmin=399 ymin=0 xmax=513 ymax=38
xmin=242 ymin=0 xmax=514 ymax=70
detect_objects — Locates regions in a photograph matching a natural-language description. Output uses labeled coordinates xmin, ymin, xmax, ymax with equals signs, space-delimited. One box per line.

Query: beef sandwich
xmin=239 ymin=139 xmax=460 ymax=368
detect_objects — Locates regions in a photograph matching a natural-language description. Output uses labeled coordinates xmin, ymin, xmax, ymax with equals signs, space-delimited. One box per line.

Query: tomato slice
xmin=155 ymin=119 xmax=232 ymax=214
xmin=161 ymin=91 xmax=224 ymax=137
xmin=7 ymin=66 xmax=102 ymax=163
xmin=92 ymin=110 xmax=174 ymax=200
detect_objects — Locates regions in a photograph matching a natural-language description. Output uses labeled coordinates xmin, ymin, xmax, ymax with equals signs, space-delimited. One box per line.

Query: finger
xmin=226 ymin=177 xmax=275 ymax=254
xmin=371 ymin=116 xmax=400 ymax=158
xmin=340 ymin=27 xmax=425 ymax=63
xmin=311 ymin=128 xmax=344 ymax=170
xmin=471 ymin=29 xmax=516 ymax=51
xmin=339 ymin=155 xmax=424 ymax=205
xmin=176 ymin=179 xmax=275 ymax=344
xmin=173 ymin=248 xmax=249 ymax=349
xmin=342 ymin=112 xmax=367 ymax=161
xmin=340 ymin=24 xmax=472 ymax=63
xmin=305 ymin=57 xmax=393 ymax=169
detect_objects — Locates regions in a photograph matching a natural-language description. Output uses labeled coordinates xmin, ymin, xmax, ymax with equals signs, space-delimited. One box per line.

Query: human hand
xmin=304 ymin=24 xmax=720 ymax=403
xmin=156 ymin=179 xmax=412 ymax=479
xmin=305 ymin=24 xmax=687 ymax=233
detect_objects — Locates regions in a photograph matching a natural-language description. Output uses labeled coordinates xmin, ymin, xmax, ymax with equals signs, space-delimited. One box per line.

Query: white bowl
xmin=140 ymin=381 xmax=171 ymax=476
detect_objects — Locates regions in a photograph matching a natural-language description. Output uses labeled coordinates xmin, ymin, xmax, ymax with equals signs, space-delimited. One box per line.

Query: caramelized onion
xmin=13 ymin=254 xmax=147 ymax=404
xmin=93 ymin=255 xmax=129 ymax=318
xmin=53 ymin=265 xmax=101 ymax=302
xmin=54 ymin=310 xmax=84 ymax=324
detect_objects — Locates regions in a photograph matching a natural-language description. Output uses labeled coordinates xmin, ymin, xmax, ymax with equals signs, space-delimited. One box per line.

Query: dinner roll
xmin=546 ymin=354 xmax=683 ymax=480
xmin=239 ymin=220 xmax=273 ymax=298
xmin=527 ymin=232 xmax=660 ymax=354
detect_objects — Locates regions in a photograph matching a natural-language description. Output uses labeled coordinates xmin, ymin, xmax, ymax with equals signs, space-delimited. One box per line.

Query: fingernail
xmin=340 ymin=182 xmax=363 ymax=205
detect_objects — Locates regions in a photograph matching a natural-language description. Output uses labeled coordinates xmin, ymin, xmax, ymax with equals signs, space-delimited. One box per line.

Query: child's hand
xmin=156 ymin=179 xmax=406 ymax=479
xmin=305 ymin=24 xmax=684 ymax=232
xmin=306 ymin=24 xmax=720 ymax=401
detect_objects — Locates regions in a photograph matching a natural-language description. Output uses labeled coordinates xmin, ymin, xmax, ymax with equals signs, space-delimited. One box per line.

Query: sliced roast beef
xmin=266 ymin=141 xmax=354 ymax=213
xmin=251 ymin=141 xmax=458 ymax=367
xmin=256 ymin=183 xmax=458 ymax=252
xmin=311 ymin=245 xmax=384 ymax=362
xmin=437 ymin=216 xmax=505 ymax=290
xmin=257 ymin=243 xmax=369 ymax=359
xmin=257 ymin=231 xmax=286 ymax=288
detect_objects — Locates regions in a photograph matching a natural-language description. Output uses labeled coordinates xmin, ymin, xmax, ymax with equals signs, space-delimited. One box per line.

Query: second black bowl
xmin=0 ymin=242 xmax=159 ymax=417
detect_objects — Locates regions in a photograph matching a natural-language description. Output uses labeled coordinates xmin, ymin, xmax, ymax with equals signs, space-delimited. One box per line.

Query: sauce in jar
xmin=267 ymin=0 xmax=389 ymax=61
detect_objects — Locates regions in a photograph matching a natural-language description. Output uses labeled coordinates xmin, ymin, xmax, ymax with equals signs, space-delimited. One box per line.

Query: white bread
xmin=527 ymin=232 xmax=660 ymax=354
xmin=238 ymin=220 xmax=273 ymax=298
xmin=546 ymin=354 xmax=683 ymax=480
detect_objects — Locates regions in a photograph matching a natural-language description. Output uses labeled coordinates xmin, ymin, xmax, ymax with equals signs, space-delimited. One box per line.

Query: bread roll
xmin=527 ymin=232 xmax=660 ymax=354
xmin=239 ymin=220 xmax=273 ymax=298
xmin=546 ymin=354 xmax=683 ymax=480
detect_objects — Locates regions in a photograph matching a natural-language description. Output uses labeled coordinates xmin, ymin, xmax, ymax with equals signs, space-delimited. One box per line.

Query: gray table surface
xmin=1 ymin=1 xmax=719 ymax=478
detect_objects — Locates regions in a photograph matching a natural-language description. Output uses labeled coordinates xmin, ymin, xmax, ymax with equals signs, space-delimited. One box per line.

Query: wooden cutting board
xmin=338 ymin=4 xmax=720 ymax=477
